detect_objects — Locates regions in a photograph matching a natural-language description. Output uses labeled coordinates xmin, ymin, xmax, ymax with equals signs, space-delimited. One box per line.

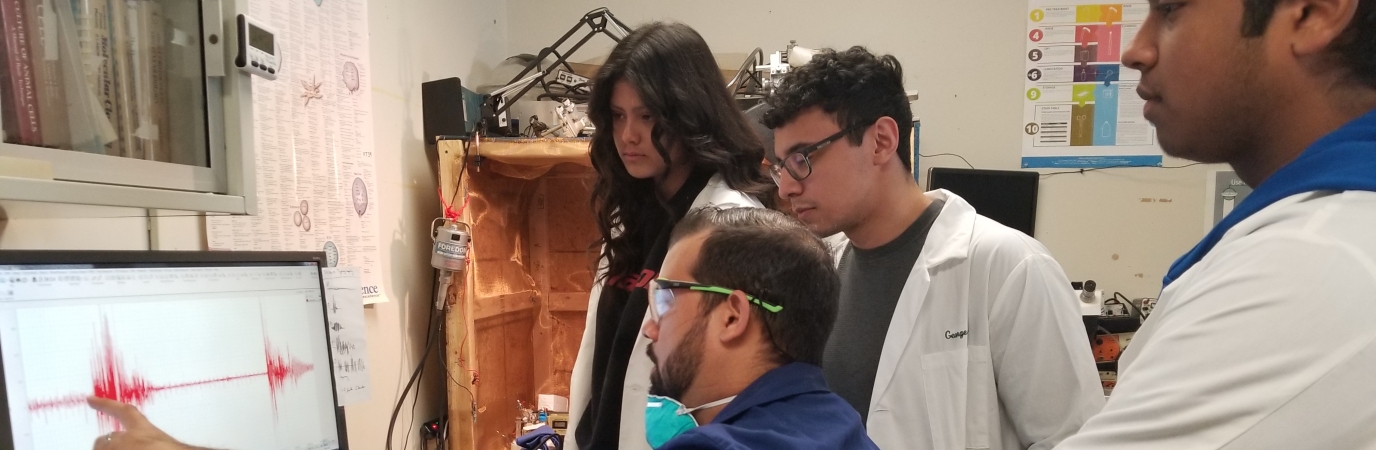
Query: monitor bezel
xmin=0 ymin=250 xmax=348 ymax=450
xmin=926 ymin=167 xmax=1041 ymax=237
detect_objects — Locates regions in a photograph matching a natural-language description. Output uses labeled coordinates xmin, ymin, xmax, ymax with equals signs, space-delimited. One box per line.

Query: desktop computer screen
xmin=0 ymin=251 xmax=347 ymax=450
xmin=927 ymin=167 xmax=1040 ymax=237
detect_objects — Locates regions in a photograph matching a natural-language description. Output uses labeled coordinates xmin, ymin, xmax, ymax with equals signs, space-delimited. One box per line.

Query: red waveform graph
xmin=26 ymin=318 xmax=316 ymax=432
xmin=264 ymin=335 xmax=314 ymax=416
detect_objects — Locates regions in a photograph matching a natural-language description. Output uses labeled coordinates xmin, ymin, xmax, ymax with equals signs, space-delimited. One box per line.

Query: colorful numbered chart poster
xmin=1022 ymin=2 xmax=1162 ymax=168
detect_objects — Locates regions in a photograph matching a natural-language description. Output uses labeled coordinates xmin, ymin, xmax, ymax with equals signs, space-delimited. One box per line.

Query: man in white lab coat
xmin=762 ymin=47 xmax=1105 ymax=450
xmin=1056 ymin=0 xmax=1376 ymax=448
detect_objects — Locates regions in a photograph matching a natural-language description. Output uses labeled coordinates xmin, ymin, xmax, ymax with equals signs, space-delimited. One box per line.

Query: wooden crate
xmin=439 ymin=138 xmax=597 ymax=450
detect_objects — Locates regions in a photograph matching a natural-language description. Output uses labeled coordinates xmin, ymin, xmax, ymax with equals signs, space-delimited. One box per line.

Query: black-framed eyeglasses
xmin=648 ymin=278 xmax=781 ymax=323
xmin=768 ymin=118 xmax=879 ymax=185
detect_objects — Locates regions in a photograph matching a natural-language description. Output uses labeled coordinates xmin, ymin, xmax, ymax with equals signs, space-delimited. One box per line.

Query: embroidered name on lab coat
xmin=945 ymin=330 xmax=968 ymax=340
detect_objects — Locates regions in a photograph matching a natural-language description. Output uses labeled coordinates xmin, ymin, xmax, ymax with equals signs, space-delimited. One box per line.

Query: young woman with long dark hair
xmin=566 ymin=22 xmax=773 ymax=450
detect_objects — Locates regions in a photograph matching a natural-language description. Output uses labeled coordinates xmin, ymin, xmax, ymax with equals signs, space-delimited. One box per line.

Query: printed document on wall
xmin=322 ymin=268 xmax=371 ymax=406
xmin=1022 ymin=2 xmax=1163 ymax=168
xmin=206 ymin=0 xmax=385 ymax=303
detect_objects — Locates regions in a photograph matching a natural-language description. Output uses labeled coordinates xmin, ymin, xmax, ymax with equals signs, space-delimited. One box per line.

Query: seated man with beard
xmin=639 ymin=207 xmax=877 ymax=450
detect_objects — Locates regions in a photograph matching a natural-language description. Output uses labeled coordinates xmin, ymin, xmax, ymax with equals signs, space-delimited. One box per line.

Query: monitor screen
xmin=927 ymin=168 xmax=1040 ymax=237
xmin=0 ymin=251 xmax=346 ymax=450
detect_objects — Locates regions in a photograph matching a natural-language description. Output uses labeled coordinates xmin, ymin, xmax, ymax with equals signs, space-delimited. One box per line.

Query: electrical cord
xmin=439 ymin=294 xmax=478 ymax=446
xmin=545 ymin=81 xmax=590 ymax=96
xmin=918 ymin=152 xmax=976 ymax=169
xmin=404 ymin=321 xmax=429 ymax=450
xmin=386 ymin=273 xmax=443 ymax=450
xmin=441 ymin=416 xmax=451 ymax=449
xmin=441 ymin=307 xmax=476 ymax=399
xmin=1040 ymin=162 xmax=1207 ymax=178
xmin=422 ymin=268 xmax=476 ymax=449
xmin=415 ymin=284 xmax=446 ymax=449
xmin=1111 ymin=291 xmax=1145 ymax=320
xmin=454 ymin=140 xmax=476 ymax=210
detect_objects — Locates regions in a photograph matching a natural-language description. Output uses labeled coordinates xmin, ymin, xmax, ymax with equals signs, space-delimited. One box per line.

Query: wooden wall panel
xmin=474 ymin=310 xmax=536 ymax=449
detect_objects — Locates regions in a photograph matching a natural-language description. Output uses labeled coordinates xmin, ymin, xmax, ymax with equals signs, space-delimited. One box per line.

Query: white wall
xmin=361 ymin=0 xmax=507 ymax=448
xmin=0 ymin=0 xmax=508 ymax=448
xmin=507 ymin=0 xmax=1221 ymax=297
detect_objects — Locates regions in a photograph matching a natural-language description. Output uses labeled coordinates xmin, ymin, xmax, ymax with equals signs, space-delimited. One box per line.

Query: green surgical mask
xmin=643 ymin=394 xmax=736 ymax=448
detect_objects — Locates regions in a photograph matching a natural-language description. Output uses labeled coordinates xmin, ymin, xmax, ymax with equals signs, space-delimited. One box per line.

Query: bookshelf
xmin=0 ymin=0 xmax=256 ymax=214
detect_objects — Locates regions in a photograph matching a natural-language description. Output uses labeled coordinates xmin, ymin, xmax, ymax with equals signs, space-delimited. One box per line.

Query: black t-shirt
xmin=823 ymin=199 xmax=945 ymax=423
xmin=576 ymin=169 xmax=716 ymax=449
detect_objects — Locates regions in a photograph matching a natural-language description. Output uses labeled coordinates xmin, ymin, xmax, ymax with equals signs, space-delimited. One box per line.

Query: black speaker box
xmin=422 ymin=77 xmax=468 ymax=144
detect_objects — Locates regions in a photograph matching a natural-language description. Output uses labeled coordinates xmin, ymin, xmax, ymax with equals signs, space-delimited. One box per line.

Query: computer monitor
xmin=927 ymin=168 xmax=1040 ymax=236
xmin=0 ymin=251 xmax=347 ymax=450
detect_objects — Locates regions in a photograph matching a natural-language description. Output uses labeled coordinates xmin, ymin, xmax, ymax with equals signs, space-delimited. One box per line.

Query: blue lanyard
xmin=1163 ymin=108 xmax=1376 ymax=287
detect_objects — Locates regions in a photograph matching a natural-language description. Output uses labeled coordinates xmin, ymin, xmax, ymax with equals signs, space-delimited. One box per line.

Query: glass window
xmin=0 ymin=0 xmax=207 ymax=167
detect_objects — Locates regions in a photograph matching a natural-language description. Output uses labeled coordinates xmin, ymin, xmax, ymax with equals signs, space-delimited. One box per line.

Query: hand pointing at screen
xmin=87 ymin=397 xmax=217 ymax=450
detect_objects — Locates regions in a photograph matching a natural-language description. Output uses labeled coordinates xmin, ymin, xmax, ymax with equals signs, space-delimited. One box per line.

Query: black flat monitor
xmin=927 ymin=168 xmax=1040 ymax=237
xmin=0 ymin=251 xmax=347 ymax=450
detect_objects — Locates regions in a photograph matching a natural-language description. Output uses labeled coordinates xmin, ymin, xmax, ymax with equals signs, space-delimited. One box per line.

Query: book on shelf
xmin=1 ymin=0 xmax=44 ymax=146
xmin=0 ymin=11 xmax=14 ymax=144
xmin=1 ymin=0 xmax=175 ymax=160
xmin=53 ymin=0 xmax=117 ymax=153
xmin=30 ymin=0 xmax=72 ymax=149
xmin=130 ymin=0 xmax=166 ymax=162
xmin=108 ymin=0 xmax=138 ymax=159
xmin=74 ymin=0 xmax=121 ymax=156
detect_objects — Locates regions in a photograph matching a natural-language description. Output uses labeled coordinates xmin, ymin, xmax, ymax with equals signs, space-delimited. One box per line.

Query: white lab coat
xmin=565 ymin=173 xmax=762 ymax=450
xmin=851 ymin=190 xmax=1104 ymax=450
xmin=1056 ymin=190 xmax=1376 ymax=449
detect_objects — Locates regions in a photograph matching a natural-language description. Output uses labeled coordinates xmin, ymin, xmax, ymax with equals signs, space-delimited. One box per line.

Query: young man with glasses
xmin=639 ymin=206 xmax=877 ymax=449
xmin=761 ymin=47 xmax=1104 ymax=449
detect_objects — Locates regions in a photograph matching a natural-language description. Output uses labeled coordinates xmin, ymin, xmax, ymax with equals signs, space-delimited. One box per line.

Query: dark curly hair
xmin=762 ymin=46 xmax=914 ymax=170
xmin=587 ymin=22 xmax=775 ymax=282
xmin=671 ymin=207 xmax=839 ymax=366
xmin=1242 ymin=0 xmax=1376 ymax=88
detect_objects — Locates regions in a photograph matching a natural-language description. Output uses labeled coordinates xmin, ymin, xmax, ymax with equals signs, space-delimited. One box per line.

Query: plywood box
xmin=439 ymin=138 xmax=597 ymax=450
